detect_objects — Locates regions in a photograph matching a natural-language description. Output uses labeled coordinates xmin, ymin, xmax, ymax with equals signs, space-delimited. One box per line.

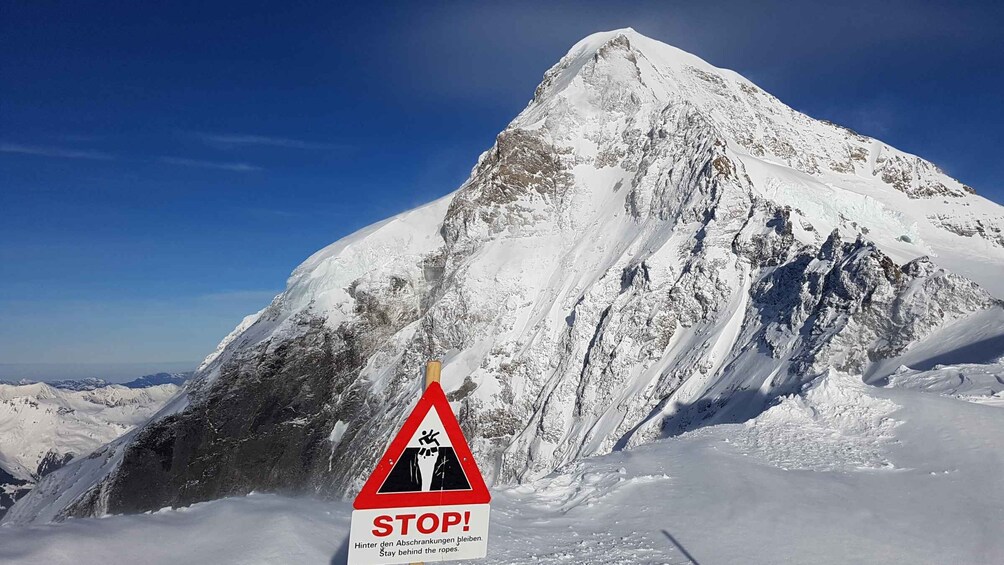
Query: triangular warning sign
xmin=354 ymin=381 xmax=491 ymax=510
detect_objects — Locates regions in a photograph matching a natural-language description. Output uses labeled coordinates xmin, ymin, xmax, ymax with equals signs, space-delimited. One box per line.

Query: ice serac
xmin=8 ymin=28 xmax=1004 ymax=524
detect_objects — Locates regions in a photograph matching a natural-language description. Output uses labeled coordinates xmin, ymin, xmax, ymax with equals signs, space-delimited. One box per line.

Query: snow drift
xmin=4 ymin=365 xmax=1003 ymax=563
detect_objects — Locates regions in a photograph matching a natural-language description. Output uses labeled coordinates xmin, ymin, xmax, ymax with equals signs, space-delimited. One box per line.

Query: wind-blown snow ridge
xmin=8 ymin=28 xmax=1004 ymax=525
xmin=727 ymin=370 xmax=901 ymax=471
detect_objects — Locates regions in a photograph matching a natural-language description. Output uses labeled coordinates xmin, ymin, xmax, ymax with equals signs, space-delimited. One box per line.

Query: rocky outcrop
xmin=0 ymin=467 xmax=30 ymax=518
xmin=35 ymin=450 xmax=73 ymax=478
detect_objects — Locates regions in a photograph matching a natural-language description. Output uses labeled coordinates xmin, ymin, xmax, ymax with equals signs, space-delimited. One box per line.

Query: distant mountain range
xmin=0 ymin=372 xmax=189 ymax=518
xmin=0 ymin=372 xmax=192 ymax=391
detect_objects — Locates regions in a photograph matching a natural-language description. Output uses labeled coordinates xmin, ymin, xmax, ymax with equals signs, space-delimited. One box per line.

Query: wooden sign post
xmin=425 ymin=360 xmax=442 ymax=389
xmin=415 ymin=359 xmax=441 ymax=565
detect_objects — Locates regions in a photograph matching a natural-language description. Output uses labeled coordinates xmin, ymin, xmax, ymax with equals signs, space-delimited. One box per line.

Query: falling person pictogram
xmin=377 ymin=412 xmax=471 ymax=493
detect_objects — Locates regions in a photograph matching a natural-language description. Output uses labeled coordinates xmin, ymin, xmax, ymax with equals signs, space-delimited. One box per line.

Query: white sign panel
xmin=349 ymin=503 xmax=490 ymax=564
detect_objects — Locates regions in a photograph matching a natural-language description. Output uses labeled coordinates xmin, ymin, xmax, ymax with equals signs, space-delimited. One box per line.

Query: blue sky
xmin=2 ymin=1 xmax=1002 ymax=379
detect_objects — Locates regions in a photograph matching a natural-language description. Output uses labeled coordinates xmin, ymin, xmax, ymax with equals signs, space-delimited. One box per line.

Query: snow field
xmin=4 ymin=363 xmax=1002 ymax=564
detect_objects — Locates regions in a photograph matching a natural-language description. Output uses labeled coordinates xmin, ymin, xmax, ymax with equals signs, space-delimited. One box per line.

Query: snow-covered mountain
xmin=7 ymin=28 xmax=1004 ymax=525
xmin=1 ymin=372 xmax=192 ymax=392
xmin=118 ymin=372 xmax=191 ymax=389
xmin=0 ymin=377 xmax=110 ymax=392
xmin=0 ymin=381 xmax=183 ymax=517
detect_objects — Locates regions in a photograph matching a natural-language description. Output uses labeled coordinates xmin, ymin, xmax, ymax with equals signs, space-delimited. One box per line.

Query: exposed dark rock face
xmin=84 ymin=317 xmax=377 ymax=515
xmin=0 ymin=467 xmax=31 ymax=519
xmin=36 ymin=451 xmax=74 ymax=478
xmin=443 ymin=128 xmax=573 ymax=253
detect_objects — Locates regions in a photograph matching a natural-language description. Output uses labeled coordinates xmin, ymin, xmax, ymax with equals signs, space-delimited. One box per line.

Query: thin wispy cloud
xmin=198 ymin=290 xmax=280 ymax=302
xmin=194 ymin=132 xmax=341 ymax=150
xmin=0 ymin=143 xmax=114 ymax=160
xmin=158 ymin=157 xmax=262 ymax=172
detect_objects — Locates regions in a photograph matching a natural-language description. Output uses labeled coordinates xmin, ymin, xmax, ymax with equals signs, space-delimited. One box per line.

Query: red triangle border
xmin=353 ymin=381 xmax=491 ymax=509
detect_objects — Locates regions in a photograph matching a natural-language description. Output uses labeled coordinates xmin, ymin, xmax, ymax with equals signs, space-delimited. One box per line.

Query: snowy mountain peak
xmin=550 ymin=27 xmax=728 ymax=81
xmin=8 ymin=29 xmax=1004 ymax=525
xmin=525 ymin=28 xmax=983 ymax=212
xmin=512 ymin=29 xmax=1002 ymax=283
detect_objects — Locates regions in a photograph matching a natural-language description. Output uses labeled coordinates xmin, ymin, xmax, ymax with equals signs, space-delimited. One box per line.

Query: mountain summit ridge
xmin=7 ymin=29 xmax=1004 ymax=525
xmin=531 ymin=28 xmax=977 ymax=196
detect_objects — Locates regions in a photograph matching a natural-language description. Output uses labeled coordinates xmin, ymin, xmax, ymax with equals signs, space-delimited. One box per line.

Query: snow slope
xmin=2 ymin=367 xmax=1001 ymax=564
xmin=9 ymin=28 xmax=1004 ymax=524
xmin=0 ymin=382 xmax=182 ymax=516
xmin=0 ymin=383 xmax=183 ymax=481
xmin=866 ymin=305 xmax=1004 ymax=381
